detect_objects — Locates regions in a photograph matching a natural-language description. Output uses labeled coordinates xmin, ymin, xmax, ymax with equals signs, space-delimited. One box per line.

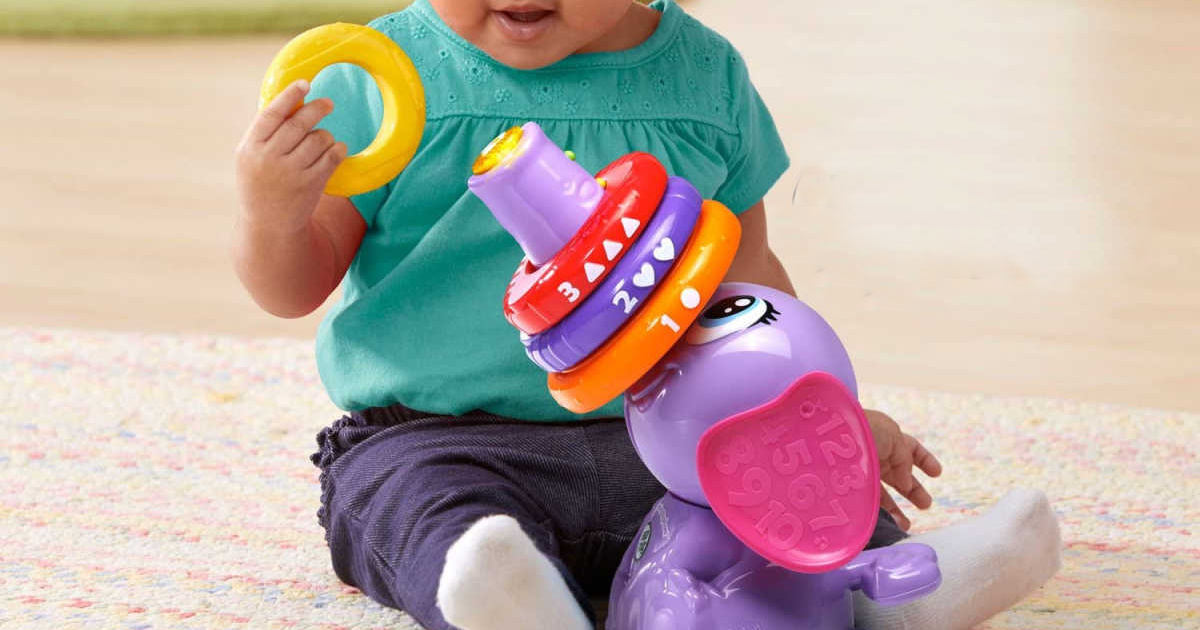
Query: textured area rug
xmin=1 ymin=327 xmax=1196 ymax=629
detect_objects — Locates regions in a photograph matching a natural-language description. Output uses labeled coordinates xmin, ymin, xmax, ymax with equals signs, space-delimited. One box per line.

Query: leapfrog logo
xmin=634 ymin=522 xmax=652 ymax=562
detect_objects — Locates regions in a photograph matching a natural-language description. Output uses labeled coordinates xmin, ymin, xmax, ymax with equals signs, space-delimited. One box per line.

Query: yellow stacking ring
xmin=547 ymin=200 xmax=742 ymax=414
xmin=259 ymin=23 xmax=426 ymax=197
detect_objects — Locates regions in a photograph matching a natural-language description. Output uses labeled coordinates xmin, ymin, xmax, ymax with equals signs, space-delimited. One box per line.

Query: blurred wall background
xmin=0 ymin=0 xmax=1196 ymax=410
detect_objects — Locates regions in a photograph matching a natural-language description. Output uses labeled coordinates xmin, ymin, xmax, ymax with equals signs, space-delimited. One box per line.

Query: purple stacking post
xmin=467 ymin=122 xmax=603 ymax=266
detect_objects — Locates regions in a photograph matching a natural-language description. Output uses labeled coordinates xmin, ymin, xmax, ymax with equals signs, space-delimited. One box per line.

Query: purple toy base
xmin=607 ymin=493 xmax=941 ymax=630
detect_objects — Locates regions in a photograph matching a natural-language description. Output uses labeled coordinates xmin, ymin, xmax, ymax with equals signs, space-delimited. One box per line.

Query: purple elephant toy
xmin=466 ymin=123 xmax=941 ymax=628
xmin=607 ymin=283 xmax=942 ymax=630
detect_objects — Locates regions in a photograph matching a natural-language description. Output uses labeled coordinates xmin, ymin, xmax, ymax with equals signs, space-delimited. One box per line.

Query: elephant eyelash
xmin=754 ymin=300 xmax=781 ymax=327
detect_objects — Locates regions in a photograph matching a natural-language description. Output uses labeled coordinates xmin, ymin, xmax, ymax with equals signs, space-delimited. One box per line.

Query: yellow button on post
xmin=472 ymin=126 xmax=525 ymax=176
xmin=260 ymin=23 xmax=426 ymax=197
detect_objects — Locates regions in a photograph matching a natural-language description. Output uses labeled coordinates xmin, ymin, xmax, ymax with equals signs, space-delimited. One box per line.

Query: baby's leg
xmin=438 ymin=513 xmax=590 ymax=630
xmin=314 ymin=413 xmax=597 ymax=630
xmin=853 ymin=488 xmax=1062 ymax=630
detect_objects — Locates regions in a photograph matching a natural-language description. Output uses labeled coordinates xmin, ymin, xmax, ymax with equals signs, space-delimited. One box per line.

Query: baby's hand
xmin=235 ymin=79 xmax=347 ymax=234
xmin=864 ymin=409 xmax=943 ymax=531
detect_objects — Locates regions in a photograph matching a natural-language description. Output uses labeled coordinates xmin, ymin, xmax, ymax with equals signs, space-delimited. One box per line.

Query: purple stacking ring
xmin=523 ymin=176 xmax=703 ymax=372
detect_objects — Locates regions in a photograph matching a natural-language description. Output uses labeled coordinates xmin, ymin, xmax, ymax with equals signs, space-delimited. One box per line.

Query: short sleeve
xmin=711 ymin=53 xmax=790 ymax=215
xmin=309 ymin=62 xmax=389 ymax=227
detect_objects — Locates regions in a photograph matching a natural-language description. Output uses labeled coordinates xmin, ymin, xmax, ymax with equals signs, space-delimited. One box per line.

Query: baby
xmin=232 ymin=1 xmax=1061 ymax=628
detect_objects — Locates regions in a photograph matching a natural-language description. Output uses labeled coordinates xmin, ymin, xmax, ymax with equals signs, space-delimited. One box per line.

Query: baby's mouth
xmin=493 ymin=6 xmax=555 ymax=41
xmin=502 ymin=9 xmax=552 ymax=22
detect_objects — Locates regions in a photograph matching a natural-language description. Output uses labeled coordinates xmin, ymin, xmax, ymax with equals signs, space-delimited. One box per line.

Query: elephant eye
xmin=685 ymin=295 xmax=779 ymax=345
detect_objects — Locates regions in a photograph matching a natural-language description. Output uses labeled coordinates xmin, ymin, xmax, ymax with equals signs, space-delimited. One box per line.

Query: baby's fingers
xmin=309 ymin=141 xmax=349 ymax=182
xmin=900 ymin=477 xmax=933 ymax=510
xmin=249 ymin=79 xmax=310 ymax=143
xmin=910 ymin=439 xmax=943 ymax=478
xmin=880 ymin=487 xmax=911 ymax=531
xmin=268 ymin=97 xmax=335 ymax=154
xmin=290 ymin=129 xmax=337 ymax=168
xmin=884 ymin=457 xmax=934 ymax=511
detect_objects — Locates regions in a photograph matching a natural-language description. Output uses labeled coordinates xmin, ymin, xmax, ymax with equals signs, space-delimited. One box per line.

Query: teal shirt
xmin=311 ymin=0 xmax=789 ymax=420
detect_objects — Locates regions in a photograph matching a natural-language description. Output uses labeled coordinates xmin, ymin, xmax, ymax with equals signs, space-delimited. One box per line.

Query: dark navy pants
xmin=310 ymin=403 xmax=907 ymax=629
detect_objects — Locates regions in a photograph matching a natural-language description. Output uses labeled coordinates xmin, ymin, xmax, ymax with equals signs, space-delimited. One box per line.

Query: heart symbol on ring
xmin=653 ymin=238 xmax=675 ymax=262
xmin=632 ymin=262 xmax=656 ymax=288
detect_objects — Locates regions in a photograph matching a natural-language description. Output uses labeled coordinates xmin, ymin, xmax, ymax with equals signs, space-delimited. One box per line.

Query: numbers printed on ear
xmin=820 ymin=434 xmax=859 ymax=466
xmin=830 ymin=465 xmax=867 ymax=495
xmin=772 ymin=439 xmax=813 ymax=474
xmin=698 ymin=375 xmax=879 ymax=570
xmin=715 ymin=435 xmax=756 ymax=475
xmin=729 ymin=467 xmax=771 ymax=506
xmin=713 ymin=400 xmax=868 ymax=553
xmin=755 ymin=500 xmax=806 ymax=549
xmin=786 ymin=473 xmax=825 ymax=510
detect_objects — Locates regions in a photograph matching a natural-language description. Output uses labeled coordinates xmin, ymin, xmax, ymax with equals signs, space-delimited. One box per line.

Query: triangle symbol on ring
xmin=621 ymin=217 xmax=640 ymax=238
xmin=585 ymin=262 xmax=605 ymax=283
xmin=603 ymin=240 xmax=623 ymax=261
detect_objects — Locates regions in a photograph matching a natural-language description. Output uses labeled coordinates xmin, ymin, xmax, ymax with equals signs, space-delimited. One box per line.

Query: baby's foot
xmin=854 ymin=488 xmax=1062 ymax=630
xmin=436 ymin=514 xmax=591 ymax=630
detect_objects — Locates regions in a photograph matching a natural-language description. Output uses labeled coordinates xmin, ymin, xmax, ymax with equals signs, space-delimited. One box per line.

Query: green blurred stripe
xmin=0 ymin=1 xmax=413 ymax=36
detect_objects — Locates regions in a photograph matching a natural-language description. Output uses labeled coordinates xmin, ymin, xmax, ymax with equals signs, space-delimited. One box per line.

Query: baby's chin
xmin=477 ymin=39 xmax=571 ymax=70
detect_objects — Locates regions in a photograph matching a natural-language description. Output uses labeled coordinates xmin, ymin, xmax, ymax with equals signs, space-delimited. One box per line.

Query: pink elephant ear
xmin=696 ymin=372 xmax=881 ymax=573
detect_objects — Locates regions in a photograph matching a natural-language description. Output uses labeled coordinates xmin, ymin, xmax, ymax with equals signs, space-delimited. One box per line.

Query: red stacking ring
xmin=503 ymin=152 xmax=668 ymax=335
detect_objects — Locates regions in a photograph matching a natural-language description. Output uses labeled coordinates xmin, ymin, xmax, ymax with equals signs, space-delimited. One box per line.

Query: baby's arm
xmin=864 ymin=409 xmax=943 ymax=530
xmin=722 ymin=200 xmax=796 ymax=296
xmin=723 ymin=200 xmax=943 ymax=529
xmin=232 ymin=80 xmax=366 ymax=318
xmin=234 ymin=194 xmax=364 ymax=318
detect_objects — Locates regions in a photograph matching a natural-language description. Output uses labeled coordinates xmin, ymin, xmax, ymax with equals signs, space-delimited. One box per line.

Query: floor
xmin=1 ymin=0 xmax=1197 ymax=411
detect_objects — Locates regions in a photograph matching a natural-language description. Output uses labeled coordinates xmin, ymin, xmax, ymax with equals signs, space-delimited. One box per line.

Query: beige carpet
xmin=1 ymin=327 xmax=1196 ymax=628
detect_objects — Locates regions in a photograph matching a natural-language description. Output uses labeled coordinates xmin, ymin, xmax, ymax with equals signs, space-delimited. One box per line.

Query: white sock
xmin=436 ymin=514 xmax=592 ymax=630
xmin=854 ymin=488 xmax=1062 ymax=630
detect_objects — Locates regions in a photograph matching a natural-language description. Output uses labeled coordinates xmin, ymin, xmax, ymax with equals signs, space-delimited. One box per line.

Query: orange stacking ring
xmin=547 ymin=200 xmax=742 ymax=413
xmin=503 ymin=153 xmax=668 ymax=335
